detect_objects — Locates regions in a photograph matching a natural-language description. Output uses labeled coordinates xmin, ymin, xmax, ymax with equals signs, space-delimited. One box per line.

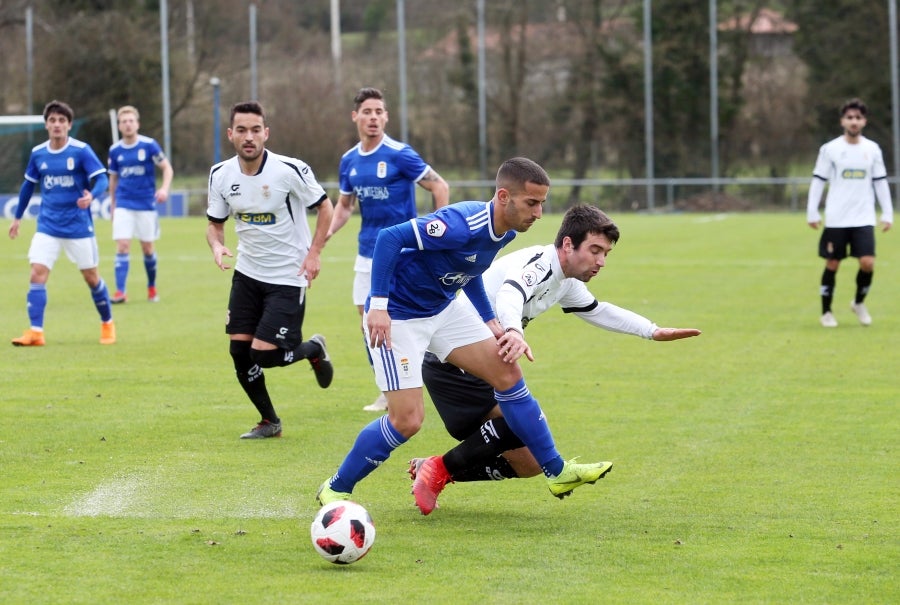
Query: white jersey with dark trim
xmin=207 ymin=150 xmax=327 ymax=286
xmin=483 ymin=244 xmax=657 ymax=338
xmin=812 ymin=135 xmax=889 ymax=227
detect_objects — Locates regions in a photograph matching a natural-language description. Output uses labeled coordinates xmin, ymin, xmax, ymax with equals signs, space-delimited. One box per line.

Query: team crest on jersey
xmin=425 ymin=219 xmax=447 ymax=238
xmin=399 ymin=356 xmax=410 ymax=377
xmin=138 ymin=149 xmax=146 ymax=161
xmin=262 ymin=185 xmax=271 ymax=199
xmin=67 ymin=158 xmax=74 ymax=170
xmin=521 ymin=270 xmax=538 ymax=287
xmin=377 ymin=161 xmax=387 ymax=178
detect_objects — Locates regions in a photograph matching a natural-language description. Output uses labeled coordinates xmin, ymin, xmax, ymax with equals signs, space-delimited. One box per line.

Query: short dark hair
xmin=840 ymin=98 xmax=867 ymax=117
xmin=230 ymin=101 xmax=265 ymax=125
xmin=496 ymin=157 xmax=550 ymax=193
xmin=43 ymin=100 xmax=73 ymax=123
xmin=555 ymin=204 xmax=620 ymax=249
xmin=353 ymin=87 xmax=385 ymax=111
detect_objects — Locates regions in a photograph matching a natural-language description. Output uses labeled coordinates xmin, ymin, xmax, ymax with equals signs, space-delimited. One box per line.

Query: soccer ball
xmin=310 ymin=500 xmax=376 ymax=564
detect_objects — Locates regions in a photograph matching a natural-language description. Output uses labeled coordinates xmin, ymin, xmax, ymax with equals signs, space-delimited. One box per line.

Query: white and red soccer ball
xmin=310 ymin=500 xmax=376 ymax=564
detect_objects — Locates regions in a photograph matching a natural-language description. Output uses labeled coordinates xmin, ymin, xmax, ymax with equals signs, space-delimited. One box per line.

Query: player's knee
xmin=250 ymin=347 xmax=289 ymax=368
xmin=229 ymin=339 xmax=253 ymax=371
xmin=859 ymin=257 xmax=875 ymax=272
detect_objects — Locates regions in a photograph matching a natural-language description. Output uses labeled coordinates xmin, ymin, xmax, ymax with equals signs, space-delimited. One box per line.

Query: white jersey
xmin=207 ymin=150 xmax=327 ymax=286
xmin=809 ymin=135 xmax=893 ymax=227
xmin=475 ymin=244 xmax=657 ymax=338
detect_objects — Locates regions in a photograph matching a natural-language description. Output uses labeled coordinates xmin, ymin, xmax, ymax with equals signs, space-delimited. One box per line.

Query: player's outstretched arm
xmin=651 ymin=328 xmax=702 ymax=341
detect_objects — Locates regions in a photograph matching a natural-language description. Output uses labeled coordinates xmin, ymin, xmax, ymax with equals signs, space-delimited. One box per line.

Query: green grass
xmin=1 ymin=213 xmax=897 ymax=604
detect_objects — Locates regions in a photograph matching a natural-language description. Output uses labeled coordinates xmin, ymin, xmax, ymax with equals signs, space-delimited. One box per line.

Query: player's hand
xmin=497 ymin=329 xmax=534 ymax=363
xmin=652 ymin=328 xmax=702 ymax=341
xmin=881 ymin=220 xmax=892 ymax=232
xmin=213 ymin=245 xmax=233 ymax=270
xmin=77 ymin=189 xmax=93 ymax=209
xmin=299 ymin=252 xmax=321 ymax=282
xmin=807 ymin=221 xmax=821 ymax=230
xmin=155 ymin=188 xmax=169 ymax=203
xmin=366 ymin=309 xmax=392 ymax=349
xmin=9 ymin=219 xmax=20 ymax=240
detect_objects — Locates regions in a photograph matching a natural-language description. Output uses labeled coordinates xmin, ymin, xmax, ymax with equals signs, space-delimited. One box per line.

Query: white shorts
xmin=28 ymin=232 xmax=100 ymax=270
xmin=112 ymin=208 xmax=160 ymax=242
xmin=364 ymin=295 xmax=493 ymax=391
xmin=352 ymin=255 xmax=372 ymax=306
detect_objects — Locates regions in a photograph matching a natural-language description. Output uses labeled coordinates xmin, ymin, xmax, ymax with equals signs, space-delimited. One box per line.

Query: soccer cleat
xmin=412 ymin=456 xmax=452 ymax=515
xmin=148 ymin=286 xmax=159 ymax=302
xmin=363 ymin=393 xmax=388 ymax=412
xmin=316 ymin=481 xmax=351 ymax=506
xmin=547 ymin=459 xmax=613 ymax=499
xmin=100 ymin=321 xmax=116 ymax=345
xmin=820 ymin=311 xmax=838 ymax=328
xmin=308 ymin=334 xmax=333 ymax=388
xmin=111 ymin=291 xmax=127 ymax=304
xmin=11 ymin=329 xmax=45 ymax=347
xmin=239 ymin=419 xmax=282 ymax=439
xmin=407 ymin=457 xmax=427 ymax=482
xmin=850 ymin=301 xmax=871 ymax=326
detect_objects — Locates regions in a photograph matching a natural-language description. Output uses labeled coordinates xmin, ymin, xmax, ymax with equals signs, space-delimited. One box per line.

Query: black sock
xmin=821 ymin=268 xmax=836 ymax=314
xmin=442 ymin=417 xmax=525 ymax=475
xmin=855 ymin=269 xmax=872 ymax=304
xmin=249 ymin=341 xmax=320 ymax=368
xmin=230 ymin=340 xmax=279 ymax=423
xmin=451 ymin=455 xmax=520 ymax=482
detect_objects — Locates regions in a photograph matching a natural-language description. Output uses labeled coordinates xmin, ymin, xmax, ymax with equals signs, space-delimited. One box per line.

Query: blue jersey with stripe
xmin=108 ymin=135 xmax=167 ymax=210
xmin=24 ymin=138 xmax=106 ymax=238
xmin=338 ymin=135 xmax=430 ymax=257
xmin=370 ymin=201 xmax=517 ymax=320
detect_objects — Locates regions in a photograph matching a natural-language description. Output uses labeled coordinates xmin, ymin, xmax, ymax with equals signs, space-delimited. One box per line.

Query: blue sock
xmin=114 ymin=253 xmax=129 ymax=293
xmin=90 ymin=279 xmax=113 ymax=323
xmin=26 ymin=283 xmax=47 ymax=329
xmin=495 ymin=379 xmax=564 ymax=477
xmin=144 ymin=252 xmax=157 ymax=288
xmin=329 ymin=415 xmax=407 ymax=493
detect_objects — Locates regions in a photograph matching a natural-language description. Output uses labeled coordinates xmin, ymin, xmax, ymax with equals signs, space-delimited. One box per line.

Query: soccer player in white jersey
xmin=206 ymin=101 xmax=335 ymax=439
xmin=107 ymin=105 xmax=174 ymax=304
xmin=9 ymin=100 xmax=116 ymax=346
xmin=327 ymin=87 xmax=449 ymax=412
xmin=807 ymin=98 xmax=894 ymax=328
xmin=316 ymin=158 xmax=614 ymax=508
xmin=409 ymin=205 xmax=701 ymax=514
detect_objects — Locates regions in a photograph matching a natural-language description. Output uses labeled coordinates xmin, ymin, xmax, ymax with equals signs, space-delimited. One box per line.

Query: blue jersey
xmin=23 ymin=138 xmax=106 ymax=239
xmin=108 ymin=135 xmax=167 ymax=211
xmin=369 ymin=201 xmax=517 ymax=320
xmin=338 ymin=135 xmax=430 ymax=257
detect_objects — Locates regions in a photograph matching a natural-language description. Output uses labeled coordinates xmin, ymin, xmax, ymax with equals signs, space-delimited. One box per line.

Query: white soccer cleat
xmin=363 ymin=393 xmax=388 ymax=412
xmin=820 ymin=312 xmax=838 ymax=328
xmin=850 ymin=301 xmax=871 ymax=326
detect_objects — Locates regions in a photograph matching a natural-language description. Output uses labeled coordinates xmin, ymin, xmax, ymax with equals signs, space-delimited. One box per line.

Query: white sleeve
xmin=807 ymin=178 xmax=826 ymax=223
xmin=494 ymin=282 xmax=527 ymax=334
xmin=874 ymin=178 xmax=894 ymax=224
xmin=572 ymin=301 xmax=658 ymax=339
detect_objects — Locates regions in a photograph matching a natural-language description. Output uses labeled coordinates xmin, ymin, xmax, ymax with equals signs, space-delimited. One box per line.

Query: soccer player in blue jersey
xmin=408 ymin=205 xmax=701 ymax=514
xmin=9 ymin=100 xmax=115 ymax=346
xmin=108 ymin=105 xmax=174 ymax=304
xmin=327 ymin=87 xmax=449 ymax=412
xmin=207 ymin=101 xmax=335 ymax=439
xmin=316 ymin=157 xmax=613 ymax=508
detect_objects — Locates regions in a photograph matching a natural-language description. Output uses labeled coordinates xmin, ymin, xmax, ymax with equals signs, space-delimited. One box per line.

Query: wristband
xmin=369 ymin=297 xmax=389 ymax=311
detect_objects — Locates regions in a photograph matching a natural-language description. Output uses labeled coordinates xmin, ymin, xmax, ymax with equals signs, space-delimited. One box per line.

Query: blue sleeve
xmin=338 ymin=154 xmax=352 ymax=194
xmin=462 ymin=277 xmax=496 ymax=323
xmin=15 ymin=180 xmax=36 ymax=219
xmin=397 ymin=145 xmax=429 ymax=181
xmin=90 ymin=173 xmax=109 ymax=200
xmin=370 ymin=220 xmax=418 ymax=298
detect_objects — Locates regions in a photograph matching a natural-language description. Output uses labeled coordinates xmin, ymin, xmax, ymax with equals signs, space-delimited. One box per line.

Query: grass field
xmin=1 ymin=212 xmax=897 ymax=604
